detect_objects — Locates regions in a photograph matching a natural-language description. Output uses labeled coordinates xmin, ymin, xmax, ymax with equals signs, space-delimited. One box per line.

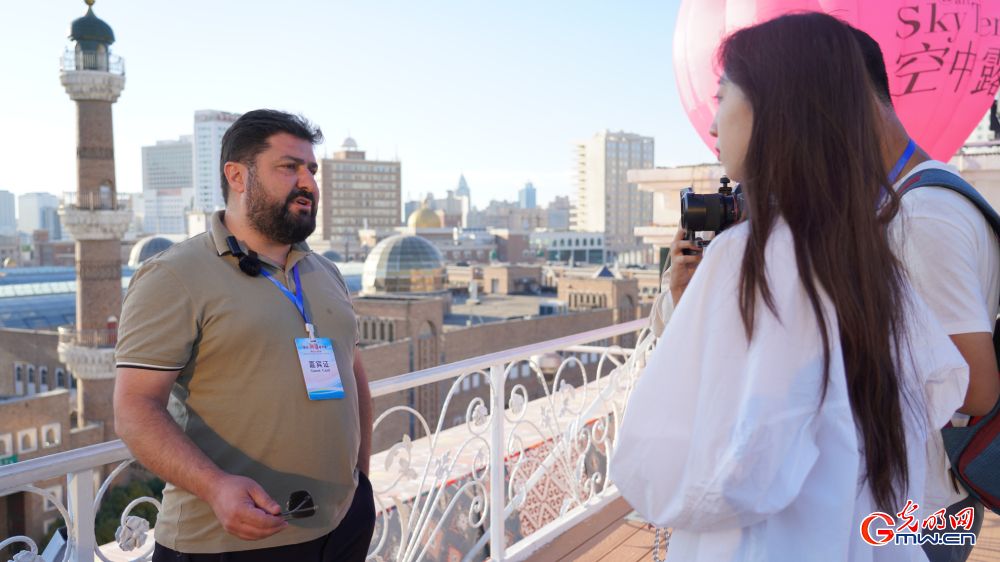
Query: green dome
xmin=361 ymin=235 xmax=446 ymax=293
xmin=70 ymin=5 xmax=115 ymax=46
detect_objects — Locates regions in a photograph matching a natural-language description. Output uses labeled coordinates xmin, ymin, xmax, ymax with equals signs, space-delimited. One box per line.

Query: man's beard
xmin=245 ymin=169 xmax=317 ymax=245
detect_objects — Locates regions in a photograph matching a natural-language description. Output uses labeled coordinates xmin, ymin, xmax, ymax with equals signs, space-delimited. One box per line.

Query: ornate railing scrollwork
xmin=1 ymin=319 xmax=651 ymax=562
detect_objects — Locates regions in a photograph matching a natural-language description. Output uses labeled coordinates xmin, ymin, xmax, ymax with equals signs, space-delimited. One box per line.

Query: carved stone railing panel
xmin=58 ymin=207 xmax=132 ymax=241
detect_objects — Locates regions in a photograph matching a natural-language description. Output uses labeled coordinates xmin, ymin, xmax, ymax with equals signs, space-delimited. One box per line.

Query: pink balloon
xmin=674 ymin=0 xmax=1000 ymax=161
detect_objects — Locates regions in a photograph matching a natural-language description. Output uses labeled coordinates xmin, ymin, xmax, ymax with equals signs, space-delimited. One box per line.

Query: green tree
xmin=93 ymin=478 xmax=165 ymax=545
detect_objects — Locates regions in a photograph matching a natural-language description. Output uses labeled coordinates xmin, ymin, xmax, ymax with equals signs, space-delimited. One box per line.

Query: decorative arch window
xmin=39 ymin=367 xmax=49 ymax=391
xmin=41 ymin=423 xmax=61 ymax=448
xmin=55 ymin=369 xmax=66 ymax=388
xmin=17 ymin=429 xmax=37 ymax=454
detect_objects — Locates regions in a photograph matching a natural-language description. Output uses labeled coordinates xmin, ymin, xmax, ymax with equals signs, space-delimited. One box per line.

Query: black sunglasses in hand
xmin=280 ymin=490 xmax=316 ymax=521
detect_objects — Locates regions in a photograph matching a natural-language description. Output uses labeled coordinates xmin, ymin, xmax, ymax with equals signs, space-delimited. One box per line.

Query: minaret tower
xmin=57 ymin=0 xmax=131 ymax=438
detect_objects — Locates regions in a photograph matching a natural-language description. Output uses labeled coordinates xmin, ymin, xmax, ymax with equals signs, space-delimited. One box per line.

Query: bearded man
xmin=114 ymin=110 xmax=375 ymax=561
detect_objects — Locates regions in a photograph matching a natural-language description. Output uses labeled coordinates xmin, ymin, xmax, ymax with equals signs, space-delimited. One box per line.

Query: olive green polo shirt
xmin=116 ymin=211 xmax=360 ymax=553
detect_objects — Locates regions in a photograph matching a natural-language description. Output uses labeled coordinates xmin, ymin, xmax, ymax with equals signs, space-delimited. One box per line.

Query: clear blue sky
xmin=0 ymin=0 xmax=715 ymax=210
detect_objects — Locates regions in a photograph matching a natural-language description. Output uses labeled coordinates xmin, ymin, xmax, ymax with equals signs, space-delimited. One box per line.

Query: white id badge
xmin=294 ymin=338 xmax=345 ymax=400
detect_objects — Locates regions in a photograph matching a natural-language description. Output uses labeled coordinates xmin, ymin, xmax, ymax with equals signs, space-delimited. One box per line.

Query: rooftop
xmin=445 ymin=293 xmax=559 ymax=328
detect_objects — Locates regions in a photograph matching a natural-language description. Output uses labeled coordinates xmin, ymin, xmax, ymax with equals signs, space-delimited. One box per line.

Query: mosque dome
xmin=407 ymin=207 xmax=443 ymax=229
xmin=128 ymin=236 xmax=174 ymax=267
xmin=342 ymin=137 xmax=358 ymax=150
xmin=361 ymin=235 xmax=446 ymax=293
xmin=70 ymin=1 xmax=115 ymax=46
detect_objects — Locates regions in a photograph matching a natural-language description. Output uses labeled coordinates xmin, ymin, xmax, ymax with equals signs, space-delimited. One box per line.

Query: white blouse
xmin=611 ymin=220 xmax=968 ymax=562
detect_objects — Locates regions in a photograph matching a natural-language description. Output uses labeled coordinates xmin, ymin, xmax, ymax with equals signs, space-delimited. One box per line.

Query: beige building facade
xmin=952 ymin=142 xmax=1000 ymax=207
xmin=318 ymin=138 xmax=401 ymax=260
xmin=0 ymin=329 xmax=105 ymax=549
xmin=572 ymin=130 xmax=655 ymax=261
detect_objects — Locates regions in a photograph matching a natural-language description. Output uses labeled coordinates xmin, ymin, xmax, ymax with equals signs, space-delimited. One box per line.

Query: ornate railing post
xmin=67 ymin=467 xmax=96 ymax=560
xmin=489 ymin=363 xmax=506 ymax=560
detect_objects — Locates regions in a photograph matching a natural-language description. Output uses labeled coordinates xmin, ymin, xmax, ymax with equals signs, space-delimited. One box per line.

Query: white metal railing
xmin=57 ymin=326 xmax=118 ymax=349
xmin=61 ymin=192 xmax=131 ymax=212
xmin=0 ymin=318 xmax=654 ymax=561
xmin=60 ymin=49 xmax=125 ymax=75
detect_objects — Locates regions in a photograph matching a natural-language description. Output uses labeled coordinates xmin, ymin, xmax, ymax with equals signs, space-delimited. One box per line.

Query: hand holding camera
xmin=669 ymin=176 xmax=745 ymax=304
xmin=679 ymin=176 xmax=743 ymax=252
xmin=668 ymin=227 xmax=703 ymax=305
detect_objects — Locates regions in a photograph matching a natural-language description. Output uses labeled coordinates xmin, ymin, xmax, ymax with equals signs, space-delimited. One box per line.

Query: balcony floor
xmin=561 ymin=511 xmax=1000 ymax=562
xmin=553 ymin=512 xmax=658 ymax=562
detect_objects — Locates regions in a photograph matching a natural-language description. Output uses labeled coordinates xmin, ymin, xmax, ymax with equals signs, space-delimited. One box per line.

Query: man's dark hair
xmin=219 ymin=109 xmax=323 ymax=203
xmin=848 ymin=26 xmax=893 ymax=106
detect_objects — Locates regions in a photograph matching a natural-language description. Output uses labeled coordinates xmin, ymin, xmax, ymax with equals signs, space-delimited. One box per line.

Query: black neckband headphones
xmin=226 ymin=236 xmax=262 ymax=277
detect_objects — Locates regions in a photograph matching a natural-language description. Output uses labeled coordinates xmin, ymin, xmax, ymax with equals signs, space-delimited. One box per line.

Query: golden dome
xmin=407 ymin=207 xmax=443 ymax=229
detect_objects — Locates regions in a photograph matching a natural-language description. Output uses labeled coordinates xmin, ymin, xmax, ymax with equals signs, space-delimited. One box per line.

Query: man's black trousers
xmin=152 ymin=472 xmax=376 ymax=562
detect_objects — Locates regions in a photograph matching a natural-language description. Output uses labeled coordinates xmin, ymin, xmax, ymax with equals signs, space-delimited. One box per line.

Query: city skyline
xmin=0 ymin=0 xmax=714 ymax=210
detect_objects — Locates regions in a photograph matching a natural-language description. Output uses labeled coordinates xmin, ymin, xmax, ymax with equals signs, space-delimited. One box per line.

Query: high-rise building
xmin=142 ymin=136 xmax=193 ymax=234
xmin=17 ymin=193 xmax=61 ymax=239
xmin=468 ymin=199 xmax=546 ymax=231
xmin=546 ymin=195 xmax=571 ymax=231
xmin=404 ymin=198 xmax=421 ymax=223
xmin=427 ymin=189 xmax=469 ymax=228
xmin=318 ymin=137 xmax=401 ymax=259
xmin=193 ymin=110 xmax=240 ymax=213
xmin=572 ymin=130 xmax=655 ymax=258
xmin=456 ymin=174 xmax=471 ymax=201
xmin=518 ymin=182 xmax=537 ymax=209
xmin=0 ymin=190 xmax=16 ymax=236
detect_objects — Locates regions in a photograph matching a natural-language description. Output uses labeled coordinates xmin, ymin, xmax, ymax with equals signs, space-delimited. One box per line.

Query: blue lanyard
xmin=888 ymin=138 xmax=916 ymax=185
xmin=259 ymin=264 xmax=314 ymax=338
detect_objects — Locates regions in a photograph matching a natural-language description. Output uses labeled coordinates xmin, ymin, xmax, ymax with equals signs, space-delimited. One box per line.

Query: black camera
xmin=679 ymin=177 xmax=744 ymax=252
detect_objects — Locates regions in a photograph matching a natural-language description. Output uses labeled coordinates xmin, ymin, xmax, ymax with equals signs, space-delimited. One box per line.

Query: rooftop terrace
xmin=2 ymin=317 xmax=998 ymax=561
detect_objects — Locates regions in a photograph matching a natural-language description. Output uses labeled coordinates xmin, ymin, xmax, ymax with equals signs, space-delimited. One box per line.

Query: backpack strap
xmin=898 ymin=168 xmax=1000 ymax=238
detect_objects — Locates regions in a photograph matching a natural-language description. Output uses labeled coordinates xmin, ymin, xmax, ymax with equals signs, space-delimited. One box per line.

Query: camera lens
xmin=681 ymin=193 xmax=722 ymax=232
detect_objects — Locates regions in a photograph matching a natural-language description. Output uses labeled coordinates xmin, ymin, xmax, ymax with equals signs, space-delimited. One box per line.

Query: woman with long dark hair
xmin=612 ymin=12 xmax=968 ymax=561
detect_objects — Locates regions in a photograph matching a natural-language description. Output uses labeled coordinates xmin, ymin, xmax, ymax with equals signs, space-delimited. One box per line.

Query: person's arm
xmin=668 ymin=226 xmax=703 ymax=305
xmin=949 ymin=332 xmax=1000 ymax=416
xmin=354 ymin=353 xmax=373 ymax=475
xmin=892 ymin=196 xmax=1000 ymax=417
xmin=114 ymin=367 xmax=287 ymax=540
